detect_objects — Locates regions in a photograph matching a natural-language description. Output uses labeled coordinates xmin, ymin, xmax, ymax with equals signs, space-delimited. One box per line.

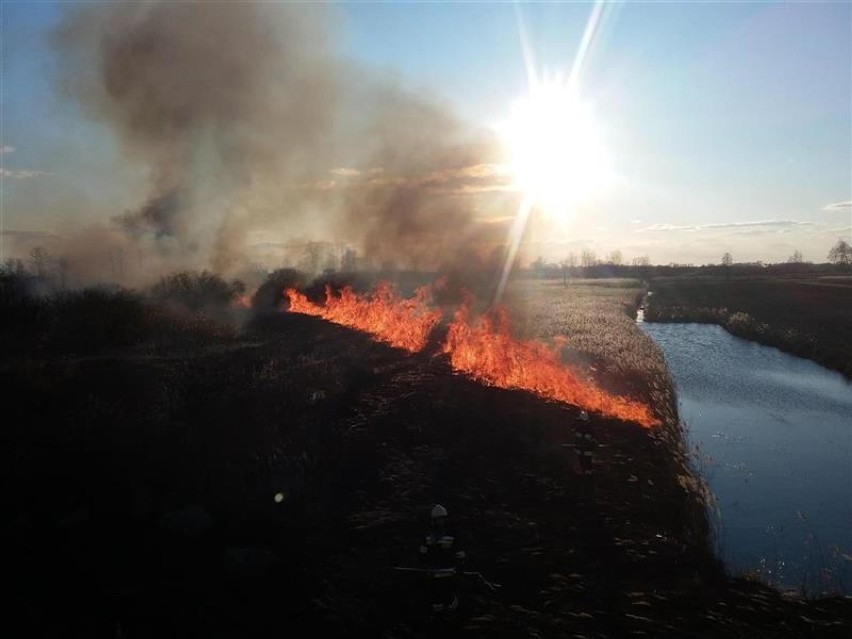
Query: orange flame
xmin=284 ymin=282 xmax=659 ymax=427
xmin=442 ymin=302 xmax=660 ymax=428
xmin=285 ymin=282 xmax=441 ymax=353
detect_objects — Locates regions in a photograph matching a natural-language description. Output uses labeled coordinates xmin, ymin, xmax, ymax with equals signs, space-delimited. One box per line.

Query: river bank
xmin=642 ymin=277 xmax=852 ymax=378
xmin=642 ymin=321 xmax=852 ymax=596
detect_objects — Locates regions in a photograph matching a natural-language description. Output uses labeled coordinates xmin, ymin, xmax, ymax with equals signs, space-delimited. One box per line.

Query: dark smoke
xmin=52 ymin=1 xmax=513 ymax=281
xmin=114 ymin=190 xmax=182 ymax=239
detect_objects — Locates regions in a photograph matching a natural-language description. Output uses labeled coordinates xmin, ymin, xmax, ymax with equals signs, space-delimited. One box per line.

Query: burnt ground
xmin=2 ymin=313 xmax=850 ymax=637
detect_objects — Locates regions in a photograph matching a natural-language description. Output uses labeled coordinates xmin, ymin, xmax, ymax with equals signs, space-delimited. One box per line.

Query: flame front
xmin=285 ymin=283 xmax=659 ymax=427
xmin=285 ymin=282 xmax=441 ymax=353
xmin=442 ymin=302 xmax=660 ymax=428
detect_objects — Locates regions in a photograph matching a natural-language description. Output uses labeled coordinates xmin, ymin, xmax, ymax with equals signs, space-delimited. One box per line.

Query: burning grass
xmin=443 ymin=302 xmax=659 ymax=427
xmin=285 ymin=282 xmax=441 ymax=353
xmin=504 ymin=280 xmax=675 ymax=420
xmin=286 ymin=280 xmax=661 ymax=427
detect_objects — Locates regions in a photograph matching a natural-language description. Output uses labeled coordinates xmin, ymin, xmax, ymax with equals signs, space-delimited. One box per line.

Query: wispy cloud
xmin=635 ymin=223 xmax=694 ymax=232
xmin=702 ymin=220 xmax=813 ymax=229
xmin=329 ymin=167 xmax=384 ymax=177
xmin=0 ymin=146 xmax=50 ymax=179
xmin=637 ymin=220 xmax=813 ymax=233
xmin=822 ymin=200 xmax=852 ymax=211
xmin=329 ymin=167 xmax=361 ymax=177
xmin=0 ymin=168 xmax=49 ymax=179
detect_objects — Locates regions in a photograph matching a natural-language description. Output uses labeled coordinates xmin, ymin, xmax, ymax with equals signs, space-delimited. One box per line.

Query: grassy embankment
xmin=2 ymin=276 xmax=850 ymax=636
xmin=644 ymin=276 xmax=852 ymax=378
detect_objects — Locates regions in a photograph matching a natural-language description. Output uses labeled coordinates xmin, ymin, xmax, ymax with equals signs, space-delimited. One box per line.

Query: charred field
xmin=2 ymin=279 xmax=851 ymax=638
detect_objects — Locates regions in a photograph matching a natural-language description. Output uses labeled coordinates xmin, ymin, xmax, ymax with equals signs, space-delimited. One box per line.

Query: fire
xmin=285 ymin=282 xmax=441 ymax=353
xmin=442 ymin=302 xmax=661 ymax=428
xmin=284 ymin=282 xmax=659 ymax=427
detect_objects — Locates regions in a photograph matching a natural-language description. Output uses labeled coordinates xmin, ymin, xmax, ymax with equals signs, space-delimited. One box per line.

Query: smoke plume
xmin=52 ymin=1 xmax=512 ymax=282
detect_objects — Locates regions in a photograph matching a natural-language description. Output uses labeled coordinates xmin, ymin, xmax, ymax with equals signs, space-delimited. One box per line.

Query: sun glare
xmin=500 ymin=78 xmax=611 ymax=217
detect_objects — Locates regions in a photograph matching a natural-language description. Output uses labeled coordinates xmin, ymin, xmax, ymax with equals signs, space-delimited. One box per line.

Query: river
xmin=640 ymin=321 xmax=852 ymax=595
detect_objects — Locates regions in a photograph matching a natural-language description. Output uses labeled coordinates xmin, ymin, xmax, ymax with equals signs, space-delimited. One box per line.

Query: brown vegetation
xmin=2 ymin=273 xmax=849 ymax=636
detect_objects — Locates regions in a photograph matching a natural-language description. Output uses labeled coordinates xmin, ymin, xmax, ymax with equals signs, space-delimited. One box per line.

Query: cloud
xmin=328 ymin=166 xmax=385 ymax=178
xmin=822 ymin=200 xmax=852 ymax=211
xmin=329 ymin=167 xmax=361 ymax=177
xmin=636 ymin=219 xmax=813 ymax=233
xmin=635 ymin=223 xmax=694 ymax=232
xmin=701 ymin=220 xmax=813 ymax=230
xmin=0 ymin=168 xmax=49 ymax=179
xmin=0 ymin=146 xmax=15 ymax=155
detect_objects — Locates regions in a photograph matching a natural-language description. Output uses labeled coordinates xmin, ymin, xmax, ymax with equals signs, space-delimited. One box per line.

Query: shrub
xmin=252 ymin=268 xmax=308 ymax=311
xmin=1 ymin=279 xmax=237 ymax=358
xmin=150 ymin=270 xmax=244 ymax=312
xmin=46 ymin=288 xmax=150 ymax=353
xmin=0 ymin=272 xmax=51 ymax=355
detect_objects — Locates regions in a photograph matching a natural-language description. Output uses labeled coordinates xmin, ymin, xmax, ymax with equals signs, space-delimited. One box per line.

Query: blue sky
xmin=2 ymin=1 xmax=850 ymax=266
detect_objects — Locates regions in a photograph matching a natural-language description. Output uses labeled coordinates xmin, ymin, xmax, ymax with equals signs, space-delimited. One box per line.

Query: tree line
xmin=530 ymin=237 xmax=852 ymax=280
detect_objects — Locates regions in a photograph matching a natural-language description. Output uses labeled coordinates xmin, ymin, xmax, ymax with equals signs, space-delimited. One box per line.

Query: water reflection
xmin=641 ymin=322 xmax=852 ymax=595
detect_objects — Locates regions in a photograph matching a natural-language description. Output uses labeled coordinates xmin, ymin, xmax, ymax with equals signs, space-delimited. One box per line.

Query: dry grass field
xmin=2 ymin=275 xmax=850 ymax=637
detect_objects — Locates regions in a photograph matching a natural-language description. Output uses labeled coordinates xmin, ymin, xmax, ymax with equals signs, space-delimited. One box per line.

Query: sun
xmin=499 ymin=77 xmax=611 ymax=217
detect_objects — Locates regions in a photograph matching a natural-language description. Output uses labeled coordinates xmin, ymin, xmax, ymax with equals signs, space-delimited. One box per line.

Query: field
xmin=506 ymin=279 xmax=675 ymax=414
xmin=3 ymin=277 xmax=850 ymax=637
xmin=644 ymin=276 xmax=852 ymax=377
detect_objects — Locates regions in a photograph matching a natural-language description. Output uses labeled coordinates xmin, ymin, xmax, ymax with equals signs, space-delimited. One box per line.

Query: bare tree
xmin=29 ymin=246 xmax=50 ymax=278
xmin=580 ymin=249 xmax=597 ymax=268
xmin=632 ymin=255 xmax=650 ymax=267
xmin=531 ymin=256 xmax=545 ymax=278
xmin=828 ymin=238 xmax=852 ymax=267
xmin=559 ymin=258 xmax=571 ymax=285
xmin=2 ymin=258 xmax=26 ymax=275
xmin=721 ymin=252 xmax=733 ymax=267
xmin=607 ymin=249 xmax=623 ymax=266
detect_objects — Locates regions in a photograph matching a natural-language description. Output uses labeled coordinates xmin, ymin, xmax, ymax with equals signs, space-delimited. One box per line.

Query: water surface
xmin=641 ymin=322 xmax=852 ymax=594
